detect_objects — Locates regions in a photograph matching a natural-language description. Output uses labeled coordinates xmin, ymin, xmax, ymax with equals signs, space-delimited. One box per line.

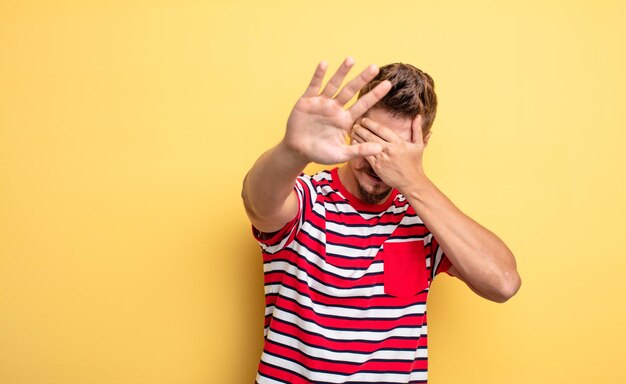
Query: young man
xmin=242 ymin=58 xmax=521 ymax=384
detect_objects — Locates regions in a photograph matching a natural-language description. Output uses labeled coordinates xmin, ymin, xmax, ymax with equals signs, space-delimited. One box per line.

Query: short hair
xmin=359 ymin=63 xmax=438 ymax=134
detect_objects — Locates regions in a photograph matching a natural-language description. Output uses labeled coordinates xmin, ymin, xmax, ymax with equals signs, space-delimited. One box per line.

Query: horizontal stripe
xmin=263 ymin=262 xmax=384 ymax=292
xmin=269 ymin=318 xmax=427 ymax=352
xmin=266 ymin=328 xmax=428 ymax=362
xmin=264 ymin=274 xmax=429 ymax=309
xmin=263 ymin=342 xmax=427 ymax=375
xmin=267 ymin=283 xmax=427 ymax=319
xmin=256 ymin=372 xmax=289 ymax=384
xmin=254 ymin=168 xmax=441 ymax=384
xmin=325 ymin=200 xmax=409 ymax=216
xmin=326 ymin=220 xmax=400 ymax=232
xmin=271 ymin=307 xmax=426 ymax=341
xmin=288 ymin=239 xmax=382 ymax=277
xmin=264 ymin=248 xmax=384 ymax=280
xmin=274 ymin=296 xmax=427 ymax=332
xmin=264 ymin=260 xmax=385 ymax=295
xmin=260 ymin=352 xmax=428 ymax=383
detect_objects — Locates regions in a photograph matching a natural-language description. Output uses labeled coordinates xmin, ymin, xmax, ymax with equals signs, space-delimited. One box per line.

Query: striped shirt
xmin=253 ymin=167 xmax=451 ymax=384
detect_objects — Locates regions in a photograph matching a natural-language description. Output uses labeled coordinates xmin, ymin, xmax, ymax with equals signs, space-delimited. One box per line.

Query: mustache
xmin=357 ymin=165 xmax=381 ymax=178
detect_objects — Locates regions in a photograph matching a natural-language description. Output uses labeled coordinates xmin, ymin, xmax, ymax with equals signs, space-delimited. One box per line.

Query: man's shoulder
xmin=296 ymin=168 xmax=336 ymax=189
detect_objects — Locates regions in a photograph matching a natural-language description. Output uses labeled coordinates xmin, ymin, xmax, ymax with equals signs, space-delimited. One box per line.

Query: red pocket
xmin=383 ymin=241 xmax=429 ymax=298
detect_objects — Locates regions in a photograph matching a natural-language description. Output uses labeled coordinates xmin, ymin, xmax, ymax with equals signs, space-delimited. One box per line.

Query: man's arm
xmin=352 ymin=116 xmax=521 ymax=303
xmin=405 ymin=179 xmax=521 ymax=303
xmin=242 ymin=58 xmax=392 ymax=233
xmin=241 ymin=143 xmax=307 ymax=234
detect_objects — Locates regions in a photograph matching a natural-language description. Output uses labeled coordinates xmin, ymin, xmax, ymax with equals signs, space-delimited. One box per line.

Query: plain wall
xmin=1 ymin=0 xmax=625 ymax=383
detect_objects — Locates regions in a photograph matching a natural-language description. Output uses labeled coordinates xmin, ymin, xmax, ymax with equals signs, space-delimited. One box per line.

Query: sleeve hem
xmin=438 ymin=256 xmax=453 ymax=275
xmin=251 ymin=210 xmax=300 ymax=246
xmin=250 ymin=179 xmax=305 ymax=248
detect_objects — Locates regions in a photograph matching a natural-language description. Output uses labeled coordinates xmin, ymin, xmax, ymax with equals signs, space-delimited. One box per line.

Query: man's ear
xmin=411 ymin=115 xmax=424 ymax=144
xmin=423 ymin=131 xmax=433 ymax=147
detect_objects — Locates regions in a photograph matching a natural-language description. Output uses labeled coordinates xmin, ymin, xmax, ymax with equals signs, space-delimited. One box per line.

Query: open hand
xmin=283 ymin=58 xmax=392 ymax=165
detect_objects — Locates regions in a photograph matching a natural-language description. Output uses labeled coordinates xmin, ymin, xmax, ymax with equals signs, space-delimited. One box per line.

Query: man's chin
xmin=356 ymin=182 xmax=392 ymax=205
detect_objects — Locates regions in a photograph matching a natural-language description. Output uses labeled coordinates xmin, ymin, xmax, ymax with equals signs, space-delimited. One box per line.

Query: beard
xmin=355 ymin=166 xmax=393 ymax=204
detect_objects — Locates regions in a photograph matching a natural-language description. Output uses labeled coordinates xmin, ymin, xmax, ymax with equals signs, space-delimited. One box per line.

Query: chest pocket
xmin=383 ymin=240 xmax=429 ymax=298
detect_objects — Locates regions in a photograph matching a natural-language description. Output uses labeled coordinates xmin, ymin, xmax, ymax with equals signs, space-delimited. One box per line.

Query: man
xmin=242 ymin=57 xmax=521 ymax=384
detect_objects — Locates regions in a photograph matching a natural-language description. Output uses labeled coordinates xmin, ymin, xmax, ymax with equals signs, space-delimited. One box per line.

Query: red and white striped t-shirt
xmin=253 ymin=167 xmax=451 ymax=384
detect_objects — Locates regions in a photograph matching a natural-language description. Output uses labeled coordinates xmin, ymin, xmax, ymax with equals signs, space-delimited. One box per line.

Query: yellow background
xmin=1 ymin=0 xmax=625 ymax=383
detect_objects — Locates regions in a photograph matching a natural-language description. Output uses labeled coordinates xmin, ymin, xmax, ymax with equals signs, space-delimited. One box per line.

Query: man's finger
xmin=351 ymin=129 xmax=368 ymax=145
xmin=349 ymin=80 xmax=392 ymax=120
xmin=342 ymin=142 xmax=383 ymax=161
xmin=363 ymin=154 xmax=377 ymax=169
xmin=334 ymin=64 xmax=379 ymax=106
xmin=303 ymin=61 xmax=328 ymax=97
xmin=361 ymin=118 xmax=399 ymax=142
xmin=411 ymin=115 xmax=425 ymax=144
xmin=320 ymin=57 xmax=355 ymax=98
xmin=353 ymin=123 xmax=386 ymax=144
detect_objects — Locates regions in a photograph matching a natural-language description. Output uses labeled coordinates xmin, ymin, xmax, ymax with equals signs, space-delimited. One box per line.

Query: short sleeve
xmin=251 ymin=174 xmax=315 ymax=254
xmin=428 ymin=233 xmax=452 ymax=280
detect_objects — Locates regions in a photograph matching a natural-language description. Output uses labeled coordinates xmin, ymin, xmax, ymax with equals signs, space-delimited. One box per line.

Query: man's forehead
xmin=362 ymin=108 xmax=413 ymax=141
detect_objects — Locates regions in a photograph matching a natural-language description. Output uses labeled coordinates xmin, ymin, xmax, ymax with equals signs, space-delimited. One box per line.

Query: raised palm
xmin=284 ymin=58 xmax=392 ymax=165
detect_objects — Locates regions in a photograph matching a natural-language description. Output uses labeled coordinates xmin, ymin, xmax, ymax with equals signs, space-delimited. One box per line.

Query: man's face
xmin=347 ymin=107 xmax=414 ymax=204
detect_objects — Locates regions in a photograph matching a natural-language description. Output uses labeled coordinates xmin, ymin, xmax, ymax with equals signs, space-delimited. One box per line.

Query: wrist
xmin=276 ymin=139 xmax=310 ymax=171
xmin=401 ymin=173 xmax=434 ymax=203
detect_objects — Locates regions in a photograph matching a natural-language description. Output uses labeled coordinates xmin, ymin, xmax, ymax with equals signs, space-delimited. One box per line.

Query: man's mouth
xmin=364 ymin=168 xmax=382 ymax=182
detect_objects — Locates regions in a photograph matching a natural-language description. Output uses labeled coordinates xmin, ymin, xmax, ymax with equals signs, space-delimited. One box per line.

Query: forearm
xmin=404 ymin=177 xmax=521 ymax=302
xmin=242 ymin=140 xmax=309 ymax=232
